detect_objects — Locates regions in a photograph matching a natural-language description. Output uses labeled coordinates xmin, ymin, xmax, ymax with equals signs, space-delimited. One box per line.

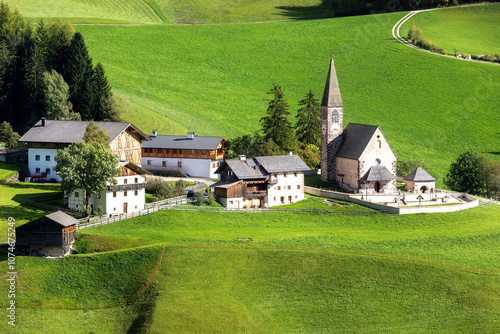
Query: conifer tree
xmin=92 ymin=62 xmax=117 ymax=121
xmin=260 ymin=83 xmax=294 ymax=150
xmin=295 ymin=89 xmax=321 ymax=147
xmin=64 ymin=32 xmax=94 ymax=120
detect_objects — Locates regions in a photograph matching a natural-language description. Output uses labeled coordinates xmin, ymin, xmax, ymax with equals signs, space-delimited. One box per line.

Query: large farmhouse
xmin=142 ymin=131 xmax=228 ymax=178
xmin=321 ymin=59 xmax=397 ymax=194
xmin=19 ymin=118 xmax=150 ymax=182
xmin=19 ymin=118 xmax=151 ymax=215
xmin=213 ymin=154 xmax=310 ymax=209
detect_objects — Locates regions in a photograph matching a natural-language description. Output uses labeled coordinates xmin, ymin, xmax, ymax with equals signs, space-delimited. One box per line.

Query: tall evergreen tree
xmin=64 ymin=32 xmax=94 ymax=120
xmin=295 ymin=89 xmax=321 ymax=147
xmin=92 ymin=62 xmax=117 ymax=121
xmin=22 ymin=44 xmax=46 ymax=125
xmin=260 ymin=83 xmax=294 ymax=150
xmin=46 ymin=20 xmax=74 ymax=74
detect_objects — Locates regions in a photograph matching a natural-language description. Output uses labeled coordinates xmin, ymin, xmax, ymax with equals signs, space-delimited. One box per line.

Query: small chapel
xmin=320 ymin=59 xmax=397 ymax=194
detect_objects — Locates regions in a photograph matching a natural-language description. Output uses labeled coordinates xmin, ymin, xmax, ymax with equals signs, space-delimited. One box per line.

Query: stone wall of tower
xmin=320 ymin=106 xmax=344 ymax=182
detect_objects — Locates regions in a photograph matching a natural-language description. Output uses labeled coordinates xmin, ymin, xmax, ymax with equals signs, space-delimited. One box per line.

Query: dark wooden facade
xmin=16 ymin=214 xmax=77 ymax=256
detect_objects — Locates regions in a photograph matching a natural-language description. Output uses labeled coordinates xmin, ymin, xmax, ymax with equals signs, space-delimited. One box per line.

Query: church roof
xmin=404 ymin=167 xmax=436 ymax=182
xmin=335 ymin=123 xmax=379 ymax=160
xmin=19 ymin=119 xmax=150 ymax=144
xmin=360 ymin=166 xmax=395 ymax=181
xmin=321 ymin=58 xmax=343 ymax=107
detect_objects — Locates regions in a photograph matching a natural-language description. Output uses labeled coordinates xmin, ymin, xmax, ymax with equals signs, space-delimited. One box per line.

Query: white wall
xmin=142 ymin=157 xmax=222 ymax=178
xmin=267 ymin=172 xmax=305 ymax=207
xmin=28 ymin=148 xmax=60 ymax=181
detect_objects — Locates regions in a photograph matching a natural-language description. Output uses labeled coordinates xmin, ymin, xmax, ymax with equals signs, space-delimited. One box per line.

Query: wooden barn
xmin=16 ymin=211 xmax=78 ymax=257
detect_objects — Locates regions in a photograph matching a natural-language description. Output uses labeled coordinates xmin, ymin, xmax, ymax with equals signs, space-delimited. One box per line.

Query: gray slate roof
xmin=224 ymin=159 xmax=265 ymax=179
xmin=18 ymin=119 xmax=149 ymax=144
xmin=45 ymin=211 xmax=79 ymax=227
xmin=142 ymin=135 xmax=225 ymax=150
xmin=254 ymin=155 xmax=310 ymax=173
xmin=321 ymin=58 xmax=343 ymax=107
xmin=336 ymin=123 xmax=379 ymax=160
xmin=404 ymin=167 xmax=436 ymax=182
xmin=360 ymin=166 xmax=394 ymax=181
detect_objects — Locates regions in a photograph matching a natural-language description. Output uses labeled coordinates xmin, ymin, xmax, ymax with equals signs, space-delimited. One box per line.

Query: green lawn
xmin=400 ymin=4 xmax=500 ymax=56
xmin=75 ymin=8 xmax=500 ymax=184
xmin=3 ymin=0 xmax=166 ymax=24
xmin=0 ymin=162 xmax=23 ymax=181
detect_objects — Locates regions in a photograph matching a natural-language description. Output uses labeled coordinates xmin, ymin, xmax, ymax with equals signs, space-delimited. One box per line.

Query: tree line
xmin=0 ymin=3 xmax=117 ymax=135
xmin=228 ymin=83 xmax=321 ymax=168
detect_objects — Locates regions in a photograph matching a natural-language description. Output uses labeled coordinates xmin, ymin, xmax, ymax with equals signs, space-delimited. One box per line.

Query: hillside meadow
xmin=73 ymin=8 xmax=500 ymax=182
xmin=1 ymin=204 xmax=498 ymax=333
xmin=400 ymin=4 xmax=500 ymax=56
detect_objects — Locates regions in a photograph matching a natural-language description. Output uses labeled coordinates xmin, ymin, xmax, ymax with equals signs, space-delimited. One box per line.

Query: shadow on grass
xmin=275 ymin=0 xmax=335 ymax=20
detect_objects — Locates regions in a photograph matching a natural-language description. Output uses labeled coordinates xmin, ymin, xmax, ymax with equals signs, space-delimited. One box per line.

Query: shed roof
xmin=223 ymin=159 xmax=265 ymax=179
xmin=17 ymin=211 xmax=79 ymax=229
xmin=18 ymin=119 xmax=150 ymax=144
xmin=360 ymin=166 xmax=395 ymax=181
xmin=142 ymin=134 xmax=226 ymax=150
xmin=404 ymin=167 xmax=436 ymax=182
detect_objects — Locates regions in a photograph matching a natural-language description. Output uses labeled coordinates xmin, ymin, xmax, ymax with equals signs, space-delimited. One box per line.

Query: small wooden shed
xmin=16 ymin=211 xmax=78 ymax=257
xmin=404 ymin=167 xmax=436 ymax=194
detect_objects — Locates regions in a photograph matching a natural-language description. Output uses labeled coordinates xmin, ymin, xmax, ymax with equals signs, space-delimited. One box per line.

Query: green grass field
xmin=74 ymin=8 xmax=500 ymax=183
xmin=4 ymin=204 xmax=497 ymax=333
xmin=400 ymin=4 xmax=500 ymax=56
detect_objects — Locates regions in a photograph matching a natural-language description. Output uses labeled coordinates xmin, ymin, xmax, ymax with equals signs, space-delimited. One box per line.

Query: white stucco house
xmin=67 ymin=161 xmax=149 ymax=216
xmin=213 ymin=154 xmax=310 ymax=209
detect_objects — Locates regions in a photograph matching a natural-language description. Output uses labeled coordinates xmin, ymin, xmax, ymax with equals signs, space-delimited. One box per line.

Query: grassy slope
xmin=3 ymin=0 xmax=165 ymax=24
xmin=0 ymin=163 xmax=61 ymax=239
xmin=157 ymin=0 xmax=334 ymax=23
xmin=400 ymin=4 xmax=500 ymax=55
xmin=76 ymin=10 xmax=500 ymax=183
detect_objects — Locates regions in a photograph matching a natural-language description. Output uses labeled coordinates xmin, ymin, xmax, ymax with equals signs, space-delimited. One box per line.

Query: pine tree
xmin=295 ymin=89 xmax=321 ymax=147
xmin=22 ymin=44 xmax=47 ymax=125
xmin=260 ymin=83 xmax=294 ymax=150
xmin=64 ymin=32 xmax=94 ymax=120
xmin=92 ymin=62 xmax=117 ymax=121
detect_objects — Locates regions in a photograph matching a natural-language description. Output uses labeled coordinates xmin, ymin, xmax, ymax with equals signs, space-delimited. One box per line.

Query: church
xmin=320 ymin=59 xmax=397 ymax=194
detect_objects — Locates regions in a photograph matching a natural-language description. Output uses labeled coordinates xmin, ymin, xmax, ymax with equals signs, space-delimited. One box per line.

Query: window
xmin=162 ymin=161 xmax=166 ymax=167
xmin=377 ymin=140 xmax=382 ymax=149
xmin=147 ymin=160 xmax=152 ymax=165
xmin=124 ymin=179 xmax=128 ymax=184
xmin=297 ymin=185 xmax=300 ymax=189
xmin=294 ymin=173 xmax=298 ymax=177
xmin=212 ymin=163 xmax=216 ymax=168
xmin=332 ymin=110 xmax=339 ymax=123
xmin=135 ymin=177 xmax=138 ymax=183
xmin=46 ymin=168 xmax=51 ymax=175
xmin=189 ymin=149 xmax=194 ymax=154
xmin=280 ymin=196 xmax=285 ymax=204
xmin=229 ymin=200 xmax=233 ymax=205
xmin=274 ymin=174 xmax=277 ymax=178
xmin=287 ymin=185 xmax=291 ymax=190
xmin=375 ymin=158 xmax=381 ymax=166
xmin=124 ymin=168 xmax=128 ymax=175
xmin=173 ymin=149 xmax=177 ymax=154
xmin=273 ymin=197 xmax=276 ymax=201
xmin=45 ymin=155 xmax=50 ymax=161
xmin=113 ymin=192 xmax=117 ymax=198
xmin=134 ymin=190 xmax=138 ymax=196
xmin=202 ymin=150 xmax=207 ymax=154
xmin=179 ymin=149 xmax=183 ymax=154
xmin=278 ymin=186 xmax=281 ymax=190
xmin=284 ymin=173 xmax=287 ymax=178
xmin=35 ymin=155 xmax=40 ymax=161
xmin=35 ymin=168 xmax=40 ymax=173
xmin=124 ymin=190 xmax=128 ymax=197
xmin=74 ymin=192 xmax=79 ymax=198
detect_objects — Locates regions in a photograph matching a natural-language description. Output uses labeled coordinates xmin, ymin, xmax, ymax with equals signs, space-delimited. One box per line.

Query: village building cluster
xmin=15 ymin=59 xmax=442 ymax=257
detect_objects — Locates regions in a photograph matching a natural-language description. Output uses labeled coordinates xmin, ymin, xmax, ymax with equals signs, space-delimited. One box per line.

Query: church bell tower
xmin=320 ymin=58 xmax=344 ymax=182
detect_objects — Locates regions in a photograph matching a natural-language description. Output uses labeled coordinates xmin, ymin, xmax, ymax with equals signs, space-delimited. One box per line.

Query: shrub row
xmin=407 ymin=22 xmax=445 ymax=54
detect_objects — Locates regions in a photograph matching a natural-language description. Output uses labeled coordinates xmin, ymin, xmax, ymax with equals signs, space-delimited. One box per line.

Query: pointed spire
xmin=321 ymin=58 xmax=343 ymax=107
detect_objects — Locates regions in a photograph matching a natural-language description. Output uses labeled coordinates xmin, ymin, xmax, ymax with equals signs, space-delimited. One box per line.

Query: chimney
xmin=187 ymin=132 xmax=195 ymax=139
xmin=287 ymin=151 xmax=293 ymax=156
xmin=151 ymin=129 xmax=157 ymax=138
xmin=41 ymin=117 xmax=46 ymax=126
xmin=239 ymin=155 xmax=246 ymax=161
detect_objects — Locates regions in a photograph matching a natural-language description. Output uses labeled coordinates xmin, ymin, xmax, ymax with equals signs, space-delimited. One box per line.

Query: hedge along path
xmin=392 ymin=4 xmax=500 ymax=65
xmin=21 ymin=245 xmax=166 ymax=310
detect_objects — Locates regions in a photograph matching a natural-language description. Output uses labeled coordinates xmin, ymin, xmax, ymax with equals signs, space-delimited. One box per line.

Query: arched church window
xmin=332 ymin=110 xmax=339 ymax=123
xmin=375 ymin=159 xmax=381 ymax=165
xmin=377 ymin=140 xmax=381 ymax=148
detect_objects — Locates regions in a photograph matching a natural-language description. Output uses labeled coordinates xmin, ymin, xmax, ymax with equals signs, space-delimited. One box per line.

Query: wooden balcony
xmin=108 ymin=183 xmax=147 ymax=191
